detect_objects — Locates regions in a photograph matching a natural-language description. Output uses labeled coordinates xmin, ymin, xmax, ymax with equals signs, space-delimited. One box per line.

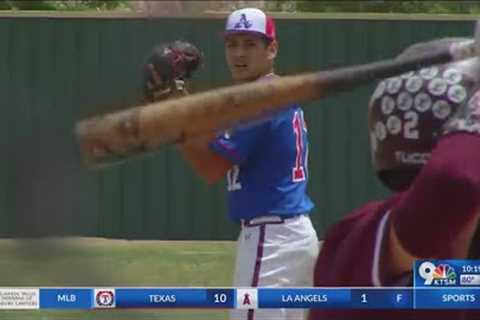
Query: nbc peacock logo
xmin=419 ymin=261 xmax=457 ymax=286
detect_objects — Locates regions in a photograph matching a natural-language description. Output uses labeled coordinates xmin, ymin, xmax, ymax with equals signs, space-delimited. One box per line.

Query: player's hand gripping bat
xmin=75 ymin=21 xmax=480 ymax=169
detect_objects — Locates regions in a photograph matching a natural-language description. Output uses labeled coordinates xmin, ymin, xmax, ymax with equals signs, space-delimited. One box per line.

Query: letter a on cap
xmin=235 ymin=14 xmax=253 ymax=29
xmin=225 ymin=8 xmax=276 ymax=40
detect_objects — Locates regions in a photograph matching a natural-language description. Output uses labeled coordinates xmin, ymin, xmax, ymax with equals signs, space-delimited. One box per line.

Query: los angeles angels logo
xmin=236 ymin=289 xmax=258 ymax=309
xmin=242 ymin=293 xmax=251 ymax=306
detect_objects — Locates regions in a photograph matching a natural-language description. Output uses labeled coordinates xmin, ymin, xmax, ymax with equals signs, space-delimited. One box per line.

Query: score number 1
xmin=361 ymin=293 xmax=368 ymax=304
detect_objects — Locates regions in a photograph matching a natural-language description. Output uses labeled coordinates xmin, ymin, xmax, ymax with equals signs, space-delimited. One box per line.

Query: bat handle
xmin=449 ymin=20 xmax=480 ymax=62
xmin=450 ymin=39 xmax=476 ymax=62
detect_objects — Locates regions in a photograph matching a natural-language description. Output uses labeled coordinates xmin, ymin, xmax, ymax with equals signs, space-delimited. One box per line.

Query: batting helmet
xmin=368 ymin=38 xmax=480 ymax=191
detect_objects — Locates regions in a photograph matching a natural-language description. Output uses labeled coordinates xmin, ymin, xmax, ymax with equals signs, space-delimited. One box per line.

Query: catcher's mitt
xmin=143 ymin=40 xmax=203 ymax=102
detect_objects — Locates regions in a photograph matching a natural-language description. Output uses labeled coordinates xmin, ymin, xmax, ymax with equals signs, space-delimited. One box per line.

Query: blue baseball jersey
xmin=209 ymin=105 xmax=314 ymax=221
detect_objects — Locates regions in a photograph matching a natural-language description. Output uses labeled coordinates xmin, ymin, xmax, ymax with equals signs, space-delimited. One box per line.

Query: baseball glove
xmin=143 ymin=40 xmax=203 ymax=102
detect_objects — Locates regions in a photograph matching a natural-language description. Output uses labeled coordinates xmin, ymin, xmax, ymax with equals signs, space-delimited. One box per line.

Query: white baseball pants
xmin=230 ymin=214 xmax=319 ymax=320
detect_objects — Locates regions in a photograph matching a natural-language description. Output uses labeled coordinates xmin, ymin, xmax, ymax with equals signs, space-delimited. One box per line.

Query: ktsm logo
xmin=419 ymin=261 xmax=457 ymax=286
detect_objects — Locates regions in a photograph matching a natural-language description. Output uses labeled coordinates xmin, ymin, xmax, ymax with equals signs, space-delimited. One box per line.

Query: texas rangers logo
xmin=234 ymin=14 xmax=253 ymax=29
xmin=95 ymin=290 xmax=115 ymax=308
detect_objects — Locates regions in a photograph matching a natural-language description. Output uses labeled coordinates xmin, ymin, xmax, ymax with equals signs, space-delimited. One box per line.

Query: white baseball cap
xmin=224 ymin=8 xmax=276 ymax=41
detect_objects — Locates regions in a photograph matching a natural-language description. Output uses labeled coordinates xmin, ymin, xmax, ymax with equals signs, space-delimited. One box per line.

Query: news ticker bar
xmin=4 ymin=287 xmax=480 ymax=310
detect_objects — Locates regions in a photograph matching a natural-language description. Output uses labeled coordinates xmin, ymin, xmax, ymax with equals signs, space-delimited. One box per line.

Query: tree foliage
xmin=294 ymin=1 xmax=480 ymax=14
xmin=0 ymin=0 xmax=131 ymax=11
xmin=2 ymin=0 xmax=480 ymax=15
xmin=258 ymin=1 xmax=480 ymax=14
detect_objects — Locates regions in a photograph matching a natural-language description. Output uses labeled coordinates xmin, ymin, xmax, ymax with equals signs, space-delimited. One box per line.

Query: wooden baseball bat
xmin=75 ymin=34 xmax=478 ymax=168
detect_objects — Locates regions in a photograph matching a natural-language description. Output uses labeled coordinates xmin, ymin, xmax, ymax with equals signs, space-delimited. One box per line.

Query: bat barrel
xmin=75 ymin=108 xmax=144 ymax=168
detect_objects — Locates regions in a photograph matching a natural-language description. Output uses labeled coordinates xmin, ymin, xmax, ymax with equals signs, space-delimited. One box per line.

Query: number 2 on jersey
xmin=292 ymin=110 xmax=307 ymax=182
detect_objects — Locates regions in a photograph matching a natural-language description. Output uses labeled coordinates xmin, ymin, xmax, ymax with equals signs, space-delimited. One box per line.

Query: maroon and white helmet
xmin=368 ymin=38 xmax=480 ymax=191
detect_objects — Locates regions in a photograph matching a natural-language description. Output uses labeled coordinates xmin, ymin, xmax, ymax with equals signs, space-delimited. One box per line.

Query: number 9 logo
xmin=418 ymin=261 xmax=436 ymax=285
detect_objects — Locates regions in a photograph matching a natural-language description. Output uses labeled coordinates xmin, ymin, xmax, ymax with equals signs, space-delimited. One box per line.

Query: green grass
xmin=0 ymin=237 xmax=236 ymax=320
xmin=0 ymin=310 xmax=228 ymax=320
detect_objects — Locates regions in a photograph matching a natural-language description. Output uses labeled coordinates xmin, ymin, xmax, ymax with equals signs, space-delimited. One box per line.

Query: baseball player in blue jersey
xmin=177 ymin=8 xmax=319 ymax=320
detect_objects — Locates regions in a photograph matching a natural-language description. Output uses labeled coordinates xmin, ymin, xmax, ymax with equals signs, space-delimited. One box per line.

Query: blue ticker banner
xmin=25 ymin=287 xmax=480 ymax=310
xmin=1 ymin=269 xmax=479 ymax=311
